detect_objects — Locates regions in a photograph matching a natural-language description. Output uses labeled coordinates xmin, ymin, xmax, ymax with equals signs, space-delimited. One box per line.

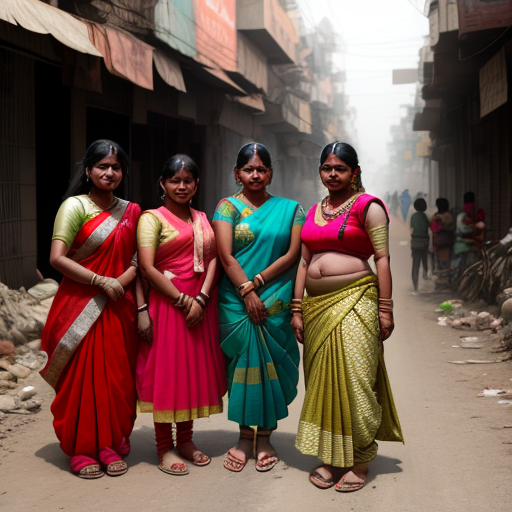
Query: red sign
xmin=193 ymin=0 xmax=237 ymax=71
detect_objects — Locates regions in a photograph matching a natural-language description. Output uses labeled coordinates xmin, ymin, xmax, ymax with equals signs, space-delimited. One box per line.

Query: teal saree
xmin=213 ymin=195 xmax=304 ymax=428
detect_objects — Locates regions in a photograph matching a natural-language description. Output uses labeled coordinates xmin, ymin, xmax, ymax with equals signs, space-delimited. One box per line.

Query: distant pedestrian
xmin=430 ymin=198 xmax=454 ymax=270
xmin=410 ymin=197 xmax=429 ymax=292
xmin=400 ymin=189 xmax=411 ymax=222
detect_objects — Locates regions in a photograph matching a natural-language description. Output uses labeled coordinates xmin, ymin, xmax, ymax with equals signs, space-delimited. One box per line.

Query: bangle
xmin=237 ymin=281 xmax=252 ymax=292
xmin=253 ymin=273 xmax=265 ymax=287
xmin=292 ymin=311 xmax=302 ymax=316
xmin=199 ymin=291 xmax=210 ymax=303
xmin=238 ymin=281 xmax=255 ymax=297
xmin=90 ymin=273 xmax=98 ymax=285
xmin=174 ymin=292 xmax=185 ymax=309
xmin=195 ymin=296 xmax=206 ymax=309
xmin=137 ymin=303 xmax=148 ymax=313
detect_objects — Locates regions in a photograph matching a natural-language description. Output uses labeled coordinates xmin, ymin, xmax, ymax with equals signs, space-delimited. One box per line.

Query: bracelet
xmin=378 ymin=306 xmax=394 ymax=312
xmin=195 ymin=295 xmax=206 ymax=309
xmin=253 ymin=273 xmax=265 ymax=287
xmin=238 ymin=281 xmax=255 ymax=297
xmin=199 ymin=291 xmax=210 ymax=303
xmin=237 ymin=280 xmax=252 ymax=292
xmin=174 ymin=292 xmax=185 ymax=309
xmin=291 ymin=311 xmax=303 ymax=316
xmin=90 ymin=273 xmax=99 ymax=285
xmin=137 ymin=303 xmax=148 ymax=313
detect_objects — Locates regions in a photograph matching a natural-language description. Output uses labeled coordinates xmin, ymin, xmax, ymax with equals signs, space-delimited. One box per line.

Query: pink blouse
xmin=301 ymin=194 xmax=388 ymax=260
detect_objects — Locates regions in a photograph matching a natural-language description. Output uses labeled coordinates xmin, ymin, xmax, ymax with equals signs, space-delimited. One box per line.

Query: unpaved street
xmin=1 ymin=217 xmax=511 ymax=512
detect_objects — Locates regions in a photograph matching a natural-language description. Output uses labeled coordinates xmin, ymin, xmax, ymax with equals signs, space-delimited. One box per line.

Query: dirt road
xmin=1 ymin=216 xmax=511 ymax=512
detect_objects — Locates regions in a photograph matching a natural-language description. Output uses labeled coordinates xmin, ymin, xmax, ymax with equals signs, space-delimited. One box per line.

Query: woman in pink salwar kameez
xmin=136 ymin=154 xmax=227 ymax=475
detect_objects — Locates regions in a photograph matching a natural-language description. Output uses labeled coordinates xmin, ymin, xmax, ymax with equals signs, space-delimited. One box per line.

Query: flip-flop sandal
xmin=106 ymin=460 xmax=128 ymax=477
xmin=223 ymin=449 xmax=247 ymax=473
xmin=255 ymin=453 xmax=278 ymax=472
xmin=158 ymin=461 xmax=189 ymax=476
xmin=77 ymin=464 xmax=104 ymax=480
xmin=177 ymin=448 xmax=211 ymax=467
xmin=334 ymin=470 xmax=367 ymax=493
xmin=309 ymin=468 xmax=336 ymax=489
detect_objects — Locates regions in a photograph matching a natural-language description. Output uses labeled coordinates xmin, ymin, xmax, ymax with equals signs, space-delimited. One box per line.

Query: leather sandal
xmin=255 ymin=428 xmax=278 ymax=473
xmin=77 ymin=463 xmax=104 ymax=479
xmin=177 ymin=442 xmax=211 ymax=467
xmin=223 ymin=426 xmax=255 ymax=473
xmin=334 ymin=466 xmax=368 ymax=493
xmin=106 ymin=460 xmax=128 ymax=477
xmin=309 ymin=467 xmax=336 ymax=489
xmin=158 ymin=450 xmax=189 ymax=476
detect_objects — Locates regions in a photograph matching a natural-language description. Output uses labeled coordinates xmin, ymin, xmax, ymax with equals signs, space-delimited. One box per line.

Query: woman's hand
xmin=291 ymin=314 xmax=304 ymax=344
xmin=379 ymin=310 xmax=394 ymax=341
xmin=243 ymin=291 xmax=268 ymax=324
xmin=138 ymin=310 xmax=153 ymax=343
xmin=185 ymin=300 xmax=204 ymax=329
xmin=95 ymin=275 xmax=125 ymax=301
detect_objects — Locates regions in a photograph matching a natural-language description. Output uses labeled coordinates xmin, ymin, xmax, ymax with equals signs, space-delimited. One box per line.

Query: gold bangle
xmin=90 ymin=273 xmax=98 ymax=285
xmin=237 ymin=281 xmax=252 ymax=292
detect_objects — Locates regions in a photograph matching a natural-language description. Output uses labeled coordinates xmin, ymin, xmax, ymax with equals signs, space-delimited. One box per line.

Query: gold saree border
xmin=137 ymin=402 xmax=223 ymax=423
xmin=232 ymin=363 xmax=277 ymax=385
xmin=43 ymin=294 xmax=107 ymax=389
xmin=71 ymin=199 xmax=129 ymax=262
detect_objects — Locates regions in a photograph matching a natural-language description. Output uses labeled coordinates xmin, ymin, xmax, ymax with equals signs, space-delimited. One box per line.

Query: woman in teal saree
xmin=213 ymin=143 xmax=304 ymax=473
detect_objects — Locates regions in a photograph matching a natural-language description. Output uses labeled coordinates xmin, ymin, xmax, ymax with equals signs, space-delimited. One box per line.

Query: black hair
xmin=435 ymin=197 xmax=449 ymax=213
xmin=235 ymin=143 xmax=272 ymax=170
xmin=160 ymin=154 xmax=200 ymax=183
xmin=319 ymin=141 xmax=365 ymax=192
xmin=414 ymin=198 xmax=427 ymax=212
xmin=463 ymin=191 xmax=475 ymax=204
xmin=63 ymin=139 xmax=129 ymax=200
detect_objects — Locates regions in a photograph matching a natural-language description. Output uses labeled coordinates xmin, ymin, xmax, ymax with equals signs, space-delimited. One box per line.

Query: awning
xmin=86 ymin=22 xmax=154 ymax=90
xmin=228 ymin=94 xmax=265 ymax=113
xmin=0 ymin=0 xmax=102 ymax=56
xmin=153 ymin=49 xmax=186 ymax=93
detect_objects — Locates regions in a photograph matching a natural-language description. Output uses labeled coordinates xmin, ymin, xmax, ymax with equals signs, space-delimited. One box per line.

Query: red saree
xmin=40 ymin=199 xmax=141 ymax=467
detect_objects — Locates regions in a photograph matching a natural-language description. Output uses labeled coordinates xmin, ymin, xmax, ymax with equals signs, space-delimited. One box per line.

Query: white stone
xmin=501 ymin=298 xmax=512 ymax=323
xmin=18 ymin=386 xmax=36 ymax=401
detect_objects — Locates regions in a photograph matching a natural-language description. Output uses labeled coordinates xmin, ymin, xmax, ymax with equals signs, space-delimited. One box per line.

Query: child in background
xmin=410 ymin=198 xmax=430 ymax=292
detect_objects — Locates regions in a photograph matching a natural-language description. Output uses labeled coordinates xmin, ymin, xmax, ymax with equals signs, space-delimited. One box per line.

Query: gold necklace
xmin=321 ymin=193 xmax=361 ymax=221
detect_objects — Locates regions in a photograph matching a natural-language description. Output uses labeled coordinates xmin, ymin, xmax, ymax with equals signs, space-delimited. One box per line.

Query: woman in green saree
xmin=212 ymin=143 xmax=304 ymax=473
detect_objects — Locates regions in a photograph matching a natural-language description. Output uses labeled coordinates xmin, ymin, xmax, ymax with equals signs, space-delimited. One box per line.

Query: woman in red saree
xmin=40 ymin=140 xmax=141 ymax=479
xmin=136 ymin=154 xmax=227 ymax=476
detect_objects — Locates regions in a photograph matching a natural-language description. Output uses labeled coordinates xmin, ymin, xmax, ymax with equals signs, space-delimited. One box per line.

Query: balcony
xmin=236 ymin=0 xmax=298 ymax=64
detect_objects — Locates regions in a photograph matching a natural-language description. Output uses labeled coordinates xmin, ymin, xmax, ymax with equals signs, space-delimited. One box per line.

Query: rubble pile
xmin=0 ymin=279 xmax=57 ymax=417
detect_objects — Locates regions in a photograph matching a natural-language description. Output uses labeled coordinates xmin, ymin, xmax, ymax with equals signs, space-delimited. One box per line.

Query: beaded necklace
xmin=320 ymin=192 xmax=361 ymax=221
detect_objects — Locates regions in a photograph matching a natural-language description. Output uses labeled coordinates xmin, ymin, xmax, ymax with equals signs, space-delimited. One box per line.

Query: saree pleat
xmin=296 ymin=275 xmax=403 ymax=467
xmin=216 ymin=196 xmax=301 ymax=429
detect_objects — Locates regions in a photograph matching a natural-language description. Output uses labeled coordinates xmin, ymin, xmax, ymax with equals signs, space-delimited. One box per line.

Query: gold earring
xmin=350 ymin=180 xmax=357 ymax=191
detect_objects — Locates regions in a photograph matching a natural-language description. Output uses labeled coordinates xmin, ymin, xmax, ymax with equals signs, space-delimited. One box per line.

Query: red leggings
xmin=154 ymin=421 xmax=193 ymax=463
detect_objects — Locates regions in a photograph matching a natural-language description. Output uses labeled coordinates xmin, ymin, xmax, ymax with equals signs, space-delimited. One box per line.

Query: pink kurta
xmin=136 ymin=207 xmax=227 ymax=423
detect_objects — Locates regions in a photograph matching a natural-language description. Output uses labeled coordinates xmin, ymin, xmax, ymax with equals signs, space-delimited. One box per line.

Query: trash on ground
xmin=478 ymin=389 xmax=507 ymax=397
xmin=460 ymin=336 xmax=484 ymax=349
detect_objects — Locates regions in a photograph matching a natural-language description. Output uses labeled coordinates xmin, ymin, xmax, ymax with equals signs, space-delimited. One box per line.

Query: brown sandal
xmin=223 ymin=426 xmax=255 ymax=473
xmin=309 ymin=467 xmax=336 ymax=489
xmin=334 ymin=466 xmax=368 ymax=493
xmin=106 ymin=460 xmax=128 ymax=477
xmin=77 ymin=464 xmax=104 ymax=480
xmin=255 ymin=428 xmax=278 ymax=473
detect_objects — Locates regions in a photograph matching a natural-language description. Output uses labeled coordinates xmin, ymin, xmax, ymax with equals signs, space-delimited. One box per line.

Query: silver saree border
xmin=43 ymin=294 xmax=108 ymax=389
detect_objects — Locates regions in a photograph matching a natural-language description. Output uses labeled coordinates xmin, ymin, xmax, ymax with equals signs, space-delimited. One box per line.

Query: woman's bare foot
xmin=177 ymin=441 xmax=211 ymax=466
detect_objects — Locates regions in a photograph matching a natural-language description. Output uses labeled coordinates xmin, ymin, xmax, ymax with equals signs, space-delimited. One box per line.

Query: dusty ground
xmin=1 ymin=216 xmax=511 ymax=512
